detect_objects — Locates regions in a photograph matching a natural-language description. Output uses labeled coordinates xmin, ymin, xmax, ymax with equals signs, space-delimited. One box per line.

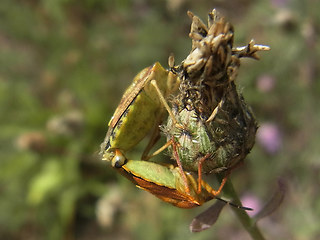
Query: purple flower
xmin=241 ymin=193 xmax=262 ymax=217
xmin=257 ymin=123 xmax=282 ymax=154
xmin=256 ymin=74 xmax=275 ymax=93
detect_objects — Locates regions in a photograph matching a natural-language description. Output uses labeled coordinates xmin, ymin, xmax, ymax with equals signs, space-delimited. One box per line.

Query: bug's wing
xmin=100 ymin=65 xmax=154 ymax=153
xmin=109 ymin=65 xmax=154 ymax=129
xmin=117 ymin=166 xmax=202 ymax=209
xmin=134 ymin=177 xmax=202 ymax=209
xmin=117 ymin=160 xmax=204 ymax=209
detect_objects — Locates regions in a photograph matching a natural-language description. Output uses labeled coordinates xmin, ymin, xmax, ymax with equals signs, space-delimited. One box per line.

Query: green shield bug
xmin=101 ymin=61 xmax=179 ymax=167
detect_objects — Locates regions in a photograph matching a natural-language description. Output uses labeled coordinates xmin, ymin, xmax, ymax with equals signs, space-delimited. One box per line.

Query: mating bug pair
xmin=100 ymin=61 xmax=217 ymax=208
xmin=100 ymin=9 xmax=270 ymax=209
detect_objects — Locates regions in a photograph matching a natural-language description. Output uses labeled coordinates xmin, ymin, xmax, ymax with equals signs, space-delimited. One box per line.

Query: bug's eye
xmin=111 ymin=150 xmax=127 ymax=168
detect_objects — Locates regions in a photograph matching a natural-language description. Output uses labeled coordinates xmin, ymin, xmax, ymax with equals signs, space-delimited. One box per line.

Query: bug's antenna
xmin=215 ymin=196 xmax=253 ymax=211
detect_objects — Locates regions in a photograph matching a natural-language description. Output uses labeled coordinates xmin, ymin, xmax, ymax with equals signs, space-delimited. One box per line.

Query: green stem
xmin=219 ymin=177 xmax=265 ymax=240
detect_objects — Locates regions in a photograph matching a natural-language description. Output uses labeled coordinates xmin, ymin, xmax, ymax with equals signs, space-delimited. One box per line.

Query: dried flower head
xmin=164 ymin=9 xmax=269 ymax=174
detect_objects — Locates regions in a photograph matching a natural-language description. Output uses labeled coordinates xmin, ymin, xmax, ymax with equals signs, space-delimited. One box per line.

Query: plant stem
xmin=219 ymin=176 xmax=266 ymax=240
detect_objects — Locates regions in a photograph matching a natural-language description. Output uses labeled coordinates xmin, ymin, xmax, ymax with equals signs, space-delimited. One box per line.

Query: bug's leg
xmin=150 ymin=80 xmax=179 ymax=126
xmin=141 ymin=126 xmax=161 ymax=160
xmin=144 ymin=124 xmax=189 ymax=160
xmin=205 ymin=158 xmax=245 ymax=197
xmin=211 ymin=172 xmax=229 ymax=196
xmin=141 ymin=102 xmax=180 ymax=160
xmin=172 ymin=137 xmax=190 ymax=194
xmin=201 ymin=171 xmax=231 ymax=197
xmin=206 ymin=97 xmax=225 ymax=123
xmin=141 ymin=71 xmax=181 ymax=160
xmin=196 ymin=154 xmax=211 ymax=194
xmin=143 ymin=139 xmax=174 ymax=161
xmin=141 ymin=109 xmax=164 ymax=160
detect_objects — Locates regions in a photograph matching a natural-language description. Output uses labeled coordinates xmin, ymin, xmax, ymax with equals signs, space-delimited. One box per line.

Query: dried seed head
xmin=166 ymin=82 xmax=257 ymax=174
xmin=164 ymin=9 xmax=268 ymax=174
xmin=179 ymin=9 xmax=269 ymax=120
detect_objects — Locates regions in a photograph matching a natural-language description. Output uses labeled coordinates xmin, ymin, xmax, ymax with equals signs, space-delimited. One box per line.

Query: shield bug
xmin=115 ymin=159 xmax=222 ymax=208
xmin=100 ymin=61 xmax=179 ymax=167
xmin=114 ymin=159 xmax=253 ymax=211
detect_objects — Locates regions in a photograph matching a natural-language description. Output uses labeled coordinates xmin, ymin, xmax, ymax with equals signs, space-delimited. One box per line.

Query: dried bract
xmin=164 ymin=9 xmax=269 ymax=174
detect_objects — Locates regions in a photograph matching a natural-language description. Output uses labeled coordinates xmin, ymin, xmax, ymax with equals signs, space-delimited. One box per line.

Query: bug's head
xmin=111 ymin=149 xmax=128 ymax=168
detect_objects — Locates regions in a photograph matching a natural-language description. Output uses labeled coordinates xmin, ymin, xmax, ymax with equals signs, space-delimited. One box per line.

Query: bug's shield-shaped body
xmin=117 ymin=160 xmax=213 ymax=208
xmin=101 ymin=62 xmax=178 ymax=163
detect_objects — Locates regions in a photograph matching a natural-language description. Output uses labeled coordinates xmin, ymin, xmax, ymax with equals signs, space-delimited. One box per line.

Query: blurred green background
xmin=1 ymin=0 xmax=319 ymax=239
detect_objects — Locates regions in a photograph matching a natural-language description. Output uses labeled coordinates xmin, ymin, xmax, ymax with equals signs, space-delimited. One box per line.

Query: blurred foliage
xmin=1 ymin=0 xmax=320 ymax=239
